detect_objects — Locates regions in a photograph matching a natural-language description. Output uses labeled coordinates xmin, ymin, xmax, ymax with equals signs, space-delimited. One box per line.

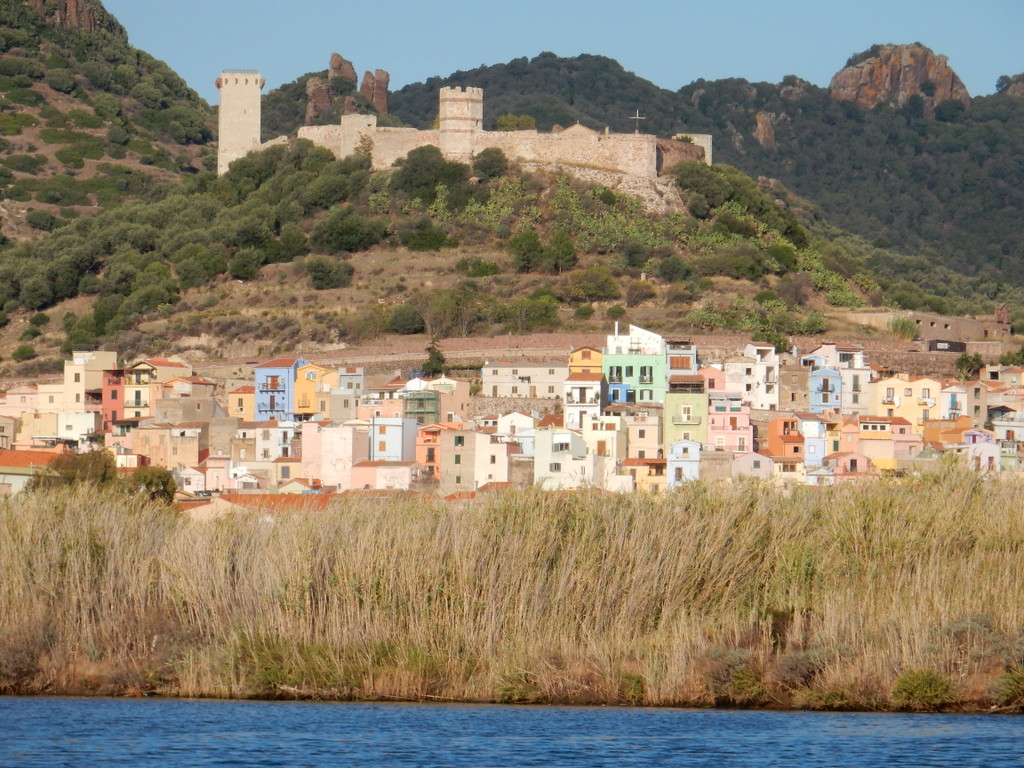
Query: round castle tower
xmin=437 ymin=86 xmax=483 ymax=161
xmin=215 ymin=70 xmax=265 ymax=176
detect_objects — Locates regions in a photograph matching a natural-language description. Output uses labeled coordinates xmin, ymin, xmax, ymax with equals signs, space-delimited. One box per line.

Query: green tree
xmin=494 ymin=114 xmax=536 ymax=131
xmin=123 ymin=465 xmax=177 ymax=503
xmin=28 ymin=450 xmax=117 ymax=492
xmin=388 ymin=304 xmax=425 ymax=335
xmin=543 ymin=229 xmax=577 ymax=274
xmin=509 ymin=228 xmax=544 ymax=272
xmin=422 ymin=340 xmax=446 ymax=377
xmin=472 ymin=147 xmax=509 ymax=179
xmin=955 ymin=352 xmax=984 ymax=380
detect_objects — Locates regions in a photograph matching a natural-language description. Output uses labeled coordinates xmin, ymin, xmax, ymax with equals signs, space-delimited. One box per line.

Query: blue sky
xmin=102 ymin=0 xmax=1023 ymax=107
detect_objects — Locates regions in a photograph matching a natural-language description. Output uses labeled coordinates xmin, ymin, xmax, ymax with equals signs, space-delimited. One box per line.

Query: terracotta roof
xmin=273 ymin=456 xmax=300 ymax=463
xmin=566 ymin=372 xmax=605 ymax=382
xmin=669 ymin=375 xmax=704 ymax=384
xmin=143 ymin=358 xmax=190 ymax=369
xmin=622 ymin=458 xmax=667 ymax=467
xmin=219 ymin=493 xmax=334 ymax=511
xmin=537 ymin=414 xmax=564 ymax=428
xmin=0 ymin=448 xmax=63 ymax=468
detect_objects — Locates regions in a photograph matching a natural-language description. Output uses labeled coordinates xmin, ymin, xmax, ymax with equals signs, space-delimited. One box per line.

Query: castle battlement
xmin=217 ymin=75 xmax=712 ymax=181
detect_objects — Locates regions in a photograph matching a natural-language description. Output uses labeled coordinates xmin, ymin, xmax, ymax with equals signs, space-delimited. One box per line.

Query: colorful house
xmin=254 ymin=356 xmax=309 ymax=422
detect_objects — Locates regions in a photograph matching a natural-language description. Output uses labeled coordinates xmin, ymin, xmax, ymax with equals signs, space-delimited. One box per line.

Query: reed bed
xmin=2 ymin=468 xmax=1024 ymax=710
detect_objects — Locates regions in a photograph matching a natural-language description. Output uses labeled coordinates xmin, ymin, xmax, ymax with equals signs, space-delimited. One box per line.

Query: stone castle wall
xmin=221 ymin=76 xmax=712 ymax=181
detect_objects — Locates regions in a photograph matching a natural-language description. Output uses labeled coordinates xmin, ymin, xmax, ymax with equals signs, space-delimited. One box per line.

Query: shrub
xmin=657 ymin=255 xmax=690 ymax=283
xmin=887 ymin=316 xmax=918 ymax=340
xmin=455 ymin=257 xmax=500 ymax=277
xmin=993 ymin=666 xmax=1024 ymax=709
xmin=11 ymin=344 xmax=36 ymax=362
xmin=625 ymin=280 xmax=656 ymax=307
xmin=558 ymin=265 xmax=621 ymax=303
xmin=388 ymin=304 xmax=425 ymax=335
xmin=25 ymin=209 xmax=57 ymax=231
xmin=311 ymin=207 xmax=388 ymax=253
xmin=606 ymin=305 xmax=626 ymax=320
xmin=891 ymin=669 xmax=956 ymax=711
xmin=305 ymin=255 xmax=353 ymax=290
xmin=399 ymin=220 xmax=452 ymax=251
xmin=472 ymin=147 xmax=508 ymax=179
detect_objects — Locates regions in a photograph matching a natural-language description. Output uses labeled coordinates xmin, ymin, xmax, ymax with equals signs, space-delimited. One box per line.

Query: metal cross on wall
xmin=630 ymin=109 xmax=646 ymax=133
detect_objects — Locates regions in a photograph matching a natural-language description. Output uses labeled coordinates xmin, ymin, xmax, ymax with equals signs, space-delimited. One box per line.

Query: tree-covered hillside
xmin=388 ymin=53 xmax=1024 ymax=298
xmin=0 ymin=0 xmax=213 ymax=243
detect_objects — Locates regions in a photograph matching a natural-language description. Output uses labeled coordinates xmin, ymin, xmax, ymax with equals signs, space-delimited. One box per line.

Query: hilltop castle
xmin=216 ymin=70 xmax=712 ymax=179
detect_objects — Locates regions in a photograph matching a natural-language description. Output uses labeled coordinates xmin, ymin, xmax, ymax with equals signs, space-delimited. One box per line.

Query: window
xmin=454 ymin=455 xmax=461 ymax=465
xmin=548 ymin=369 xmax=555 ymax=375
xmin=240 ymin=448 xmax=247 ymax=460
xmin=625 ymin=366 xmax=634 ymax=377
xmin=808 ymin=445 xmax=816 ymax=454
xmin=454 ymin=435 xmax=465 ymax=447
xmin=753 ymin=460 xmax=761 ymax=469
xmin=554 ymin=442 xmax=569 ymax=452
xmin=281 ymin=466 xmax=290 ymax=479
xmin=548 ymin=386 xmax=555 ymax=394
xmin=511 ymin=386 xmax=518 ymax=395
xmin=512 ymin=369 xmax=518 ymax=376
xmin=490 ymin=455 xmax=496 ymax=464
xmin=306 ymin=371 xmax=317 ymax=380
xmin=738 ymin=437 xmax=746 ymax=452
xmin=378 ymin=441 xmax=386 ymax=452
xmin=549 ymin=462 xmax=561 ymax=472
xmin=904 ymin=388 xmax=912 ymax=397
xmin=638 ymin=429 xmax=646 ymax=439
xmin=455 ymin=476 xmax=462 ymax=485
xmin=922 ymin=388 xmax=930 ymax=398
xmin=582 ymin=350 xmax=592 ymax=360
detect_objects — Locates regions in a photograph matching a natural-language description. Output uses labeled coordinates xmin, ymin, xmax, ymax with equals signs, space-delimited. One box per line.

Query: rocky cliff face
xmin=359 ymin=69 xmax=390 ymax=114
xmin=26 ymin=0 xmax=100 ymax=31
xmin=829 ymin=44 xmax=970 ymax=118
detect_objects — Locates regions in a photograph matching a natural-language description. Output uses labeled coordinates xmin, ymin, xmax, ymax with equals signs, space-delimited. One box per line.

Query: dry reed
xmin=2 ymin=467 xmax=1023 ymax=709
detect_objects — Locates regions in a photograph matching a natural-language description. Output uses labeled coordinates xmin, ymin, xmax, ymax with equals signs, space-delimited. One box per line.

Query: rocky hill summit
xmin=828 ymin=43 xmax=971 ymax=118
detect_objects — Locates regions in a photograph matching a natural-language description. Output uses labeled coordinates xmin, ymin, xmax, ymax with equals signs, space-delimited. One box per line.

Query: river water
xmin=2 ymin=697 xmax=1021 ymax=767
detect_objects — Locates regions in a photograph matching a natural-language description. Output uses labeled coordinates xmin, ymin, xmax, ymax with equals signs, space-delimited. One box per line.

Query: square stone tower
xmin=216 ymin=70 xmax=265 ymax=176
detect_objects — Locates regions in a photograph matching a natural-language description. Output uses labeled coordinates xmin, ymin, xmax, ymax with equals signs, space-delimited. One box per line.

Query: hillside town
xmin=0 ymin=323 xmax=1021 ymax=501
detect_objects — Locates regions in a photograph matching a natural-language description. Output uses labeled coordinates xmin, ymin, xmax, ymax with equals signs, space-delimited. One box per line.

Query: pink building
xmin=706 ymin=393 xmax=753 ymax=453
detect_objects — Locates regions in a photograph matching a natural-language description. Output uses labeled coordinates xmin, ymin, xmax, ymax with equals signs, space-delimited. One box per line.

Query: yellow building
xmin=295 ymin=364 xmax=339 ymax=420
xmin=228 ymin=385 xmax=256 ymax=422
xmin=568 ymin=347 xmax=603 ymax=375
xmin=869 ymin=374 xmax=944 ymax=433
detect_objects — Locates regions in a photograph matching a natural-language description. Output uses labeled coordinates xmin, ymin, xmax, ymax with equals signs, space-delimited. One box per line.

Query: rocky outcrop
xmin=753 ymin=112 xmax=776 ymax=149
xmin=26 ymin=0 xmax=99 ymax=31
xmin=329 ymin=53 xmax=358 ymax=85
xmin=359 ymin=69 xmax=390 ymax=114
xmin=829 ymin=44 xmax=970 ymax=118
xmin=304 ymin=77 xmax=331 ymax=124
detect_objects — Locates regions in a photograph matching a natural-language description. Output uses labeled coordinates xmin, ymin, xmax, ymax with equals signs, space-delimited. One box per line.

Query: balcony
xmin=882 ymin=397 xmax=895 ymax=404
xmin=672 ymin=415 xmax=702 ymax=426
xmin=609 ymin=376 xmax=623 ymax=384
xmin=918 ymin=397 xmax=936 ymax=407
xmin=639 ymin=376 xmax=654 ymax=384
xmin=259 ymin=383 xmax=285 ymax=392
